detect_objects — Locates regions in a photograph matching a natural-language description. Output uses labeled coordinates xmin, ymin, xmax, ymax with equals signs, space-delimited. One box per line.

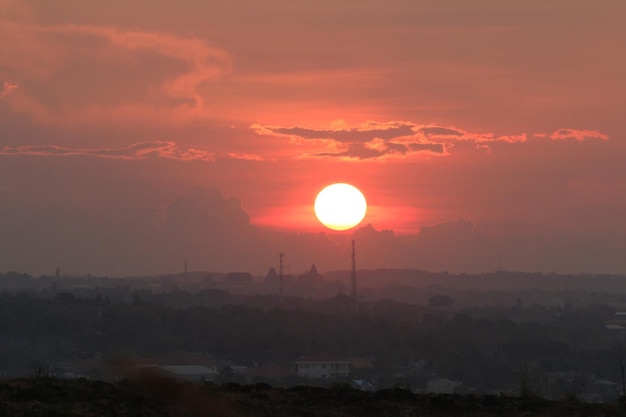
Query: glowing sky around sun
xmin=1 ymin=0 xmax=625 ymax=276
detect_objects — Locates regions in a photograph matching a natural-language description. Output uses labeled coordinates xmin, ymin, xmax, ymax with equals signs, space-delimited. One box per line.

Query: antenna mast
xmin=279 ymin=252 xmax=284 ymax=298
xmin=351 ymin=240 xmax=357 ymax=309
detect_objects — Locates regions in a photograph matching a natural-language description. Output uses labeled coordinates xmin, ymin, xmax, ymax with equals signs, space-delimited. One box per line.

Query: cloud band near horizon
xmin=253 ymin=121 xmax=609 ymax=160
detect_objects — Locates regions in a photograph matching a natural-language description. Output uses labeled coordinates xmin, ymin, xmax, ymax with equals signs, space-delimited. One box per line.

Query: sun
xmin=314 ymin=183 xmax=367 ymax=231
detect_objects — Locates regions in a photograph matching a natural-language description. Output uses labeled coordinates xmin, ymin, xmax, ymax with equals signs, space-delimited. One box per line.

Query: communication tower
xmin=351 ymin=240 xmax=357 ymax=309
xmin=279 ymin=252 xmax=284 ymax=298
xmin=52 ymin=267 xmax=60 ymax=292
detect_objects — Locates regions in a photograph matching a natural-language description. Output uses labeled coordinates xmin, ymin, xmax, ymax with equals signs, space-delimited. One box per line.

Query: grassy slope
xmin=0 ymin=375 xmax=622 ymax=417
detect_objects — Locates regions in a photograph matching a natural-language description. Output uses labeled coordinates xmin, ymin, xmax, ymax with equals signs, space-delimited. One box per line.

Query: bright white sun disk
xmin=314 ymin=183 xmax=367 ymax=231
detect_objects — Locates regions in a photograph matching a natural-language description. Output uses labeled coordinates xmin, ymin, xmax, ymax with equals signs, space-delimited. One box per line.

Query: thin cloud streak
xmin=0 ymin=142 xmax=216 ymax=161
xmin=550 ymin=128 xmax=609 ymax=141
xmin=222 ymin=152 xmax=264 ymax=161
xmin=268 ymin=123 xmax=415 ymax=143
xmin=313 ymin=142 xmax=445 ymax=160
xmin=0 ymin=81 xmax=17 ymax=98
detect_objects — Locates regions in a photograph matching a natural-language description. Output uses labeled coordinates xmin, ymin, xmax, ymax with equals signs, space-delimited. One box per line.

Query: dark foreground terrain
xmin=0 ymin=374 xmax=624 ymax=417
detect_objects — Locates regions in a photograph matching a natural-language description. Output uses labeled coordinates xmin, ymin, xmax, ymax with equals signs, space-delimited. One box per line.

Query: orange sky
xmin=1 ymin=0 xmax=625 ymax=276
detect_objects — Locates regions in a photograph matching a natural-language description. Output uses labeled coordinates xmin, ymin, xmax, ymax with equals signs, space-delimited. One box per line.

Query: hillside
xmin=0 ymin=375 xmax=623 ymax=417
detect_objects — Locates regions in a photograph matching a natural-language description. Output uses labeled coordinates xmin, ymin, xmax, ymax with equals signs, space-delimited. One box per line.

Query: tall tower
xmin=351 ymin=240 xmax=357 ymax=309
xmin=52 ymin=267 xmax=60 ymax=293
xmin=278 ymin=252 xmax=284 ymax=298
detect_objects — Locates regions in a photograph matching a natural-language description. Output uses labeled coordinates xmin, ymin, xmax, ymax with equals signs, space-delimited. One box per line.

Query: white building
xmin=295 ymin=353 xmax=350 ymax=379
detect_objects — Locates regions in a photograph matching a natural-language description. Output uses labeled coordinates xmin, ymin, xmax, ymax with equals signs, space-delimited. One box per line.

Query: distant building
xmin=299 ymin=264 xmax=323 ymax=283
xmin=295 ymin=353 xmax=350 ymax=379
xmin=224 ymin=272 xmax=254 ymax=286
xmin=605 ymin=312 xmax=626 ymax=330
xmin=262 ymin=267 xmax=288 ymax=296
xmin=293 ymin=264 xmax=327 ymax=295
xmin=586 ymin=379 xmax=620 ymax=403
xmin=265 ymin=267 xmax=278 ymax=283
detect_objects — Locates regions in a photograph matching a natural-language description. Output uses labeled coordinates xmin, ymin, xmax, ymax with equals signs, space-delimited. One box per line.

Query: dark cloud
xmin=165 ymin=187 xmax=255 ymax=240
xmin=351 ymin=224 xmax=408 ymax=268
xmin=348 ymin=220 xmax=497 ymax=273
xmin=255 ymin=121 xmax=608 ymax=161
xmin=415 ymin=218 xmax=495 ymax=272
xmin=407 ymin=142 xmax=445 ymax=153
xmin=253 ymin=121 xmax=530 ymax=160
xmin=315 ymin=144 xmax=388 ymax=160
xmin=314 ymin=141 xmax=444 ymax=160
xmin=255 ymin=121 xmax=446 ymax=160
xmin=418 ymin=126 xmax=464 ymax=137
xmin=163 ymin=187 xmax=263 ymax=271
xmin=269 ymin=123 xmax=415 ymax=142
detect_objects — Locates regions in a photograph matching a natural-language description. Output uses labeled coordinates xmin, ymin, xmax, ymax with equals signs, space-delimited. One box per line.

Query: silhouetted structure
xmin=298 ymin=264 xmax=323 ymax=285
xmin=264 ymin=267 xmax=279 ymax=293
xmin=279 ymin=252 xmax=284 ymax=298
xmin=52 ymin=267 xmax=60 ymax=292
xmin=351 ymin=240 xmax=357 ymax=309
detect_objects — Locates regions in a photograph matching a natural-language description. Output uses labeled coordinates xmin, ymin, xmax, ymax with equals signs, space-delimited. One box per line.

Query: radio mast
xmin=279 ymin=252 xmax=284 ymax=298
xmin=351 ymin=240 xmax=357 ymax=309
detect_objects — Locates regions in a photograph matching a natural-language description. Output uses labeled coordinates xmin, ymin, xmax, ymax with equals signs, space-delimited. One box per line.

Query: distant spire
xmin=266 ymin=267 xmax=278 ymax=279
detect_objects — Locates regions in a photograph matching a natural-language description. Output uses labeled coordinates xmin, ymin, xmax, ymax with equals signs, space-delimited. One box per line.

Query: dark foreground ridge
xmin=0 ymin=374 xmax=624 ymax=417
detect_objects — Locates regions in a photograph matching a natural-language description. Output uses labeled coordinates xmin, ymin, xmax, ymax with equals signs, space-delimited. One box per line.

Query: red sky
xmin=1 ymin=0 xmax=625 ymax=277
